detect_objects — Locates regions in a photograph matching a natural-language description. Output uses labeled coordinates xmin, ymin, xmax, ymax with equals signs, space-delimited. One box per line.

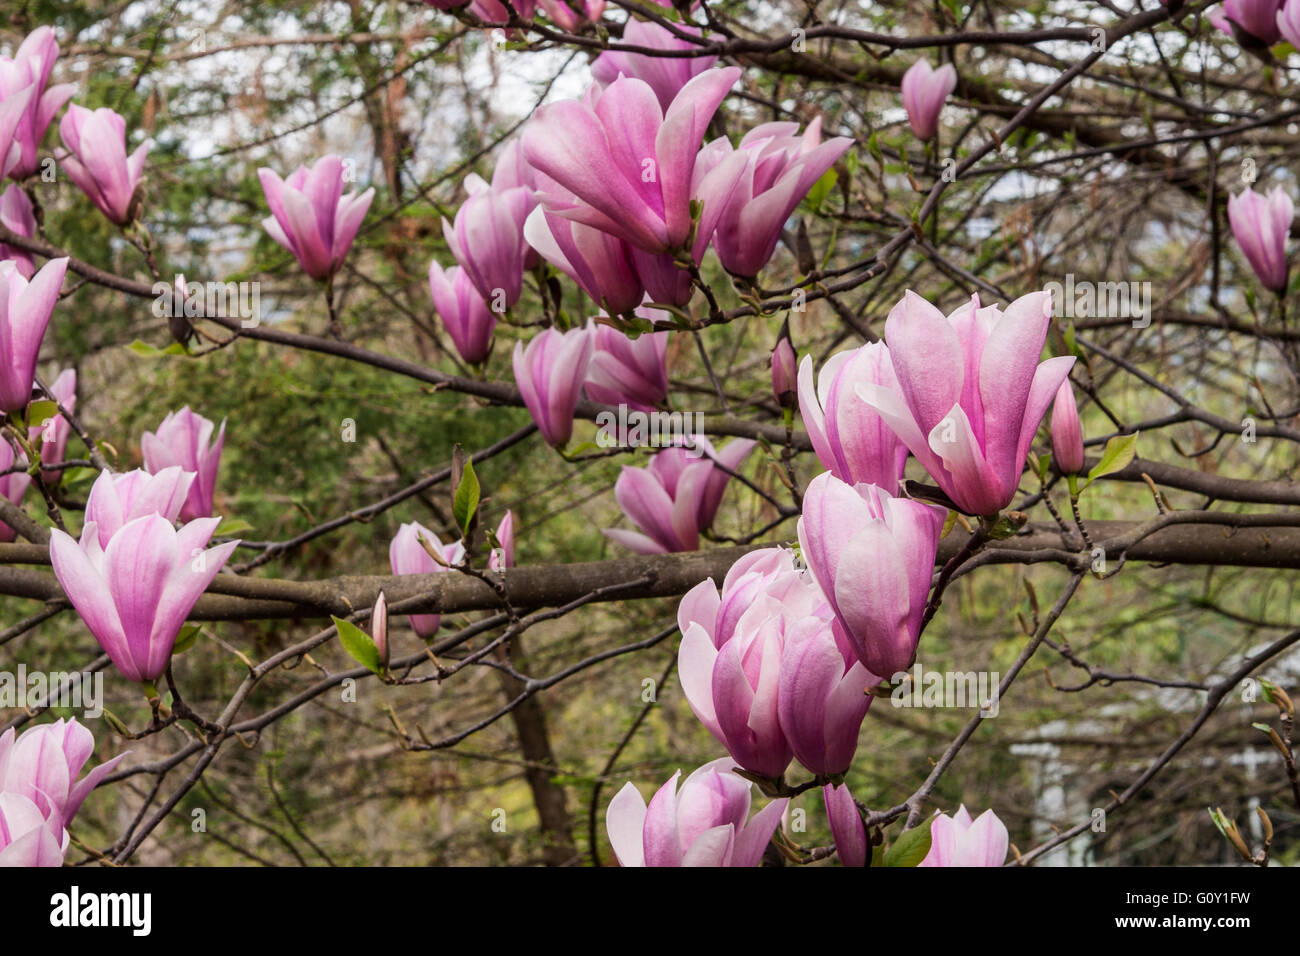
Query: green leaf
xmin=452 ymin=458 xmax=480 ymax=538
xmin=882 ymin=823 xmax=933 ymax=867
xmin=173 ymin=624 xmax=203 ymax=655
xmin=215 ymin=518 xmax=254 ymax=537
xmin=26 ymin=400 xmax=57 ymax=430
xmin=333 ymin=616 xmax=383 ymax=675
xmin=1082 ymin=432 xmax=1139 ymax=489
xmin=804 ymin=168 xmax=837 ymax=214
xmin=125 ymin=339 xmax=188 ymax=357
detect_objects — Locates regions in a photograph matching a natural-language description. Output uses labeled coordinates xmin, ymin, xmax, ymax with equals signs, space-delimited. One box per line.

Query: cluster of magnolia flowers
xmin=603 ymin=287 xmax=1091 ymax=867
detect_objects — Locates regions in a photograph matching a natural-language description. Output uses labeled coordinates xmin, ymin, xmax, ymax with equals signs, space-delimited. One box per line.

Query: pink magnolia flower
xmin=1216 ymin=0 xmax=1284 ymax=43
xmin=258 ymin=155 xmax=374 ymax=281
xmin=1280 ymin=0 xmax=1300 ymax=46
xmin=489 ymin=510 xmax=515 ymax=571
xmin=798 ymin=474 xmax=943 ymax=678
xmin=83 ymin=466 xmax=196 ymax=549
xmin=604 ymin=437 xmax=755 ymax=554
xmin=49 ymin=514 xmax=239 ymax=684
xmin=1050 ymin=380 xmax=1085 ymax=475
xmin=799 ymin=342 xmax=910 ymax=491
xmin=0 ymin=437 xmax=30 ymax=542
xmin=0 ymin=26 xmax=76 ymax=180
xmin=28 ymin=366 xmax=74 ymax=484
xmin=0 ymin=718 xmax=126 ymax=831
xmin=0 ymin=792 xmax=65 ymax=866
xmin=677 ymin=547 xmax=856 ymax=778
xmin=858 ymin=289 xmax=1075 ymax=517
xmin=523 ymin=202 xmax=645 ymax=315
xmin=522 ymin=68 xmax=741 ymax=253
xmin=428 ymin=260 xmax=497 ymax=364
xmin=696 ymin=118 xmax=852 ymax=277
xmin=466 ymin=139 xmax=541 ymax=269
xmin=585 ymin=324 xmax=669 ymax=412
xmin=605 ymin=758 xmax=788 ymax=867
xmin=58 ymin=105 xmax=149 ymax=225
xmin=537 ymin=0 xmax=605 ymax=30
xmin=0 ymin=256 xmax=68 ymax=413
xmin=919 ymin=805 xmax=1009 ymax=867
xmin=901 ymin=59 xmax=957 ymax=141
xmin=468 ymin=0 xmax=538 ymax=24
xmin=823 ymin=782 xmax=867 ymax=867
xmin=778 ymin=617 xmax=876 ymax=776
xmin=512 ymin=324 xmax=594 ymax=448
xmin=591 ymin=20 xmax=718 ymax=111
xmin=389 ymin=521 xmax=465 ymax=639
xmin=1227 ymin=185 xmax=1292 ymax=294
xmin=443 ymin=185 xmax=532 ymax=310
xmin=678 ymin=547 xmax=827 ymax=649
xmin=0 ymin=184 xmax=36 ymax=277
xmin=141 ymin=406 xmax=225 ymax=522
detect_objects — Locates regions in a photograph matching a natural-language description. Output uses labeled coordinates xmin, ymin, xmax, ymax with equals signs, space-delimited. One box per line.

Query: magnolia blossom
xmin=523 ymin=201 xmax=645 ymax=315
xmin=428 ymin=261 xmax=497 ymax=365
xmin=919 ymin=805 xmax=1010 ymax=867
xmin=59 ymin=105 xmax=149 ymax=225
xmin=512 ymin=324 xmax=593 ymax=448
xmin=0 ymin=718 xmax=125 ymax=831
xmin=466 ymin=139 xmax=540 ymax=269
xmin=1213 ymin=0 xmax=1284 ymax=43
xmin=141 ymin=406 xmax=225 ymax=521
xmin=585 ymin=324 xmax=669 ymax=412
xmin=468 ymin=0 xmax=538 ymax=25
xmin=537 ymin=0 xmax=605 ymax=30
xmin=443 ymin=185 xmax=532 ymax=310
xmin=49 ymin=514 xmax=239 ymax=684
xmin=522 ymin=68 xmax=741 ymax=253
xmin=798 ymin=474 xmax=943 ymax=678
xmin=901 ymin=59 xmax=957 ymax=140
xmin=823 ymin=782 xmax=867 ymax=867
xmin=778 ymin=617 xmax=876 ymax=776
xmin=697 ymin=118 xmax=852 ymax=277
xmin=0 ymin=26 xmax=76 ymax=180
xmin=605 ymin=438 xmax=755 ymax=554
xmin=389 ymin=521 xmax=465 ymax=639
xmin=0 ymin=792 xmax=65 ymax=866
xmin=677 ymin=546 xmax=871 ymax=778
xmin=258 ymin=155 xmax=374 ymax=281
xmin=28 ymin=366 xmax=74 ymax=484
xmin=605 ymin=758 xmax=788 ymax=867
xmin=0 ymin=256 xmax=68 ymax=413
xmin=0 ymin=185 xmax=36 ymax=277
xmin=1280 ymin=0 xmax=1300 ymax=46
xmin=590 ymin=20 xmax=718 ymax=111
xmin=1050 ymin=381 xmax=1085 ymax=475
xmin=489 ymin=510 xmax=515 ymax=571
xmin=1227 ymin=185 xmax=1292 ymax=294
xmin=798 ymin=342 xmax=909 ymax=491
xmin=858 ymin=289 xmax=1075 ymax=517
xmin=83 ymin=466 xmax=196 ymax=549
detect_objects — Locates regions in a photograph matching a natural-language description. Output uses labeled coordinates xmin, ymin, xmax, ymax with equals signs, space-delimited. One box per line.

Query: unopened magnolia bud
xmin=1050 ymin=380 xmax=1084 ymax=475
xmin=771 ymin=326 xmax=797 ymax=409
xmin=372 ymin=591 xmax=388 ymax=667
